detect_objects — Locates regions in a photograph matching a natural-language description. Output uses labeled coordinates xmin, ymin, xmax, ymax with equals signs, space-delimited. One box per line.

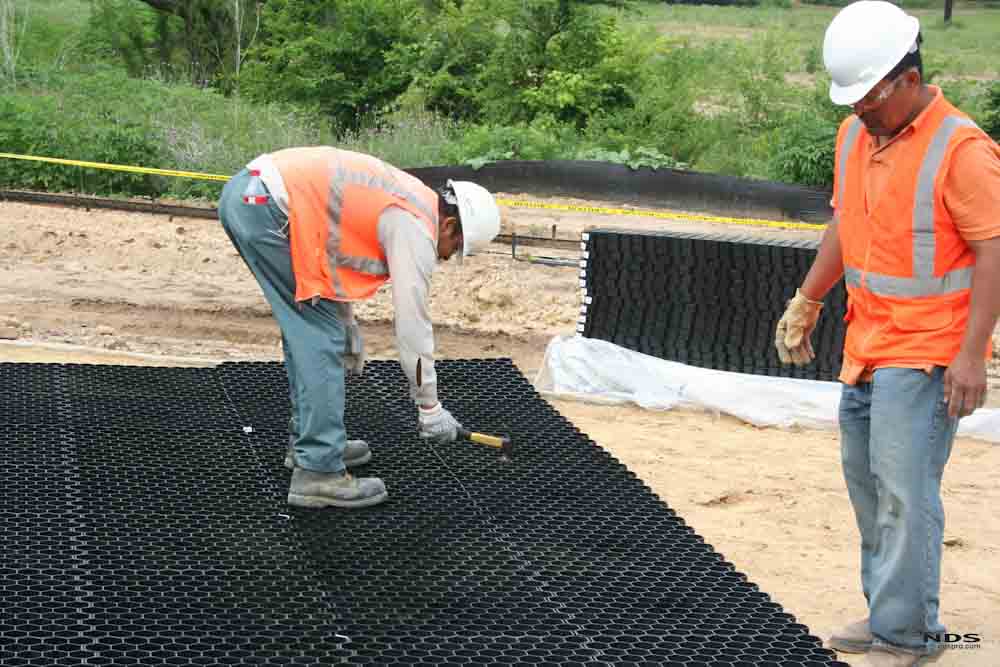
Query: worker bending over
xmin=776 ymin=3 xmax=1000 ymax=666
xmin=219 ymin=147 xmax=501 ymax=510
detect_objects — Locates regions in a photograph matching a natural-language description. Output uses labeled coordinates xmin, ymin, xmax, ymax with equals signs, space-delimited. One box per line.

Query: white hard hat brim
xmin=448 ymin=179 xmax=500 ymax=260
xmin=828 ymin=14 xmax=920 ymax=106
xmin=830 ymin=78 xmax=882 ymax=106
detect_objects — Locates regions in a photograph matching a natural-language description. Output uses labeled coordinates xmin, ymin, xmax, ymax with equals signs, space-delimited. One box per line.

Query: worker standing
xmin=218 ymin=147 xmax=501 ymax=509
xmin=775 ymin=2 xmax=1000 ymax=665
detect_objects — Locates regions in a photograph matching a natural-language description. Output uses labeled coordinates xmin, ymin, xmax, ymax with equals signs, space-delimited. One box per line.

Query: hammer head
xmin=499 ymin=436 xmax=514 ymax=463
xmin=459 ymin=429 xmax=514 ymax=462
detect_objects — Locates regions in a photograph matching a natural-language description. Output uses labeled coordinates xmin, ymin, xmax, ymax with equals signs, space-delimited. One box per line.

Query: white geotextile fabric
xmin=533 ymin=335 xmax=1000 ymax=444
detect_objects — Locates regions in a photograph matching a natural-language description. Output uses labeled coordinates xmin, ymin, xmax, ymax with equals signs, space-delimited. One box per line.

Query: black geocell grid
xmin=2 ymin=363 xmax=350 ymax=667
xmin=581 ymin=229 xmax=849 ymax=382
xmin=2 ymin=360 xmax=849 ymax=667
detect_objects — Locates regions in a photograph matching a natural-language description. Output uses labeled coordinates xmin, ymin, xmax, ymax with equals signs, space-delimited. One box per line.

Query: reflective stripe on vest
xmin=336 ymin=254 xmax=389 ymax=276
xmin=840 ymin=115 xmax=976 ymax=298
xmin=331 ymin=164 xmax=436 ymax=224
xmin=834 ymin=118 xmax=863 ymax=222
xmin=323 ymin=162 xmax=436 ymax=297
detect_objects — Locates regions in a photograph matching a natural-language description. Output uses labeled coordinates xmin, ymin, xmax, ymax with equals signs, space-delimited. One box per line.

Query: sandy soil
xmin=1 ymin=198 xmax=998 ymax=666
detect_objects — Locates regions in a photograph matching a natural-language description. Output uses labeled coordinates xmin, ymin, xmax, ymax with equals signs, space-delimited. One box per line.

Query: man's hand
xmin=775 ymin=289 xmax=825 ymax=366
xmin=943 ymin=352 xmax=988 ymax=418
xmin=945 ymin=236 xmax=1000 ymax=418
xmin=418 ymin=403 xmax=462 ymax=443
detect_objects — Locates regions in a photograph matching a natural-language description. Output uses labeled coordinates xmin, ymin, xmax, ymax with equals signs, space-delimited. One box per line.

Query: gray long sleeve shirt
xmin=377 ymin=206 xmax=439 ymax=409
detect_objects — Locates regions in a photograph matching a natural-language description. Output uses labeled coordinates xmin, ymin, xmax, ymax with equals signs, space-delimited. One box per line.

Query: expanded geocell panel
xmin=580 ymin=229 xmax=848 ymax=381
xmin=1 ymin=364 xmax=349 ymax=667
xmin=2 ymin=360 xmax=849 ymax=666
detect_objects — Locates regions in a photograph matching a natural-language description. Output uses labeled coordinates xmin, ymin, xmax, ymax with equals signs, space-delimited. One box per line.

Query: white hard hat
xmin=447 ymin=179 xmax=501 ymax=259
xmin=823 ymin=0 xmax=920 ymax=105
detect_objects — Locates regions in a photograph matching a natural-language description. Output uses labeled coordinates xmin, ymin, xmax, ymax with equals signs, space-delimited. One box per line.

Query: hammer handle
xmin=460 ymin=429 xmax=505 ymax=450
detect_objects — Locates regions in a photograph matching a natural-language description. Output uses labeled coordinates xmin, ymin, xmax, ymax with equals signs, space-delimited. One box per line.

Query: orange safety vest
xmin=270 ymin=147 xmax=439 ymax=303
xmin=833 ymin=95 xmax=998 ymax=382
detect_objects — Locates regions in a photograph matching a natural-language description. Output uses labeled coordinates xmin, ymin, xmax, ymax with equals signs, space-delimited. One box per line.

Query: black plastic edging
xmin=409 ymin=161 xmax=835 ymax=224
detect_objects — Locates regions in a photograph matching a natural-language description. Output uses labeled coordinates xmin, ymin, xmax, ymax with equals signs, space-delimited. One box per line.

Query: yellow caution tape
xmin=0 ymin=152 xmax=827 ymax=230
xmin=494 ymin=197 xmax=827 ymax=231
xmin=0 ymin=153 xmax=230 ymax=182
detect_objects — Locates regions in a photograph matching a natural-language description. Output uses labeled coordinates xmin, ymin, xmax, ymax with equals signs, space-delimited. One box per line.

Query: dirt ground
xmin=1 ymin=198 xmax=998 ymax=666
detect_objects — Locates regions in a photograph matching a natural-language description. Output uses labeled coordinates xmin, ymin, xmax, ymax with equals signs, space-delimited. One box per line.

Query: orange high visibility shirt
xmin=840 ymin=90 xmax=1000 ymax=242
xmin=831 ymin=88 xmax=1000 ymax=384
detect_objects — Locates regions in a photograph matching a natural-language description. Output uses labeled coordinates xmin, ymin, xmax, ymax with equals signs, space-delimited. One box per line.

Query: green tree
xmin=398 ymin=0 xmax=638 ymax=127
xmin=242 ymin=0 xmax=424 ymax=130
xmin=983 ymin=80 xmax=1000 ymax=142
xmin=485 ymin=0 xmax=635 ymax=126
xmin=384 ymin=0 xmax=497 ymax=121
xmin=768 ymin=85 xmax=844 ymax=188
xmin=88 ymin=0 xmax=262 ymax=90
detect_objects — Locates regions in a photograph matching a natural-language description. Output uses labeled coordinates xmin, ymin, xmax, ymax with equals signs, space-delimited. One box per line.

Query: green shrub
xmin=803 ymin=45 xmax=822 ymax=75
xmin=437 ymin=115 xmax=689 ymax=171
xmin=981 ymin=80 xmax=1000 ymax=141
xmin=0 ymin=92 xmax=161 ymax=195
xmin=663 ymin=0 xmax=759 ymax=6
xmin=387 ymin=1 xmax=500 ymax=123
xmin=242 ymin=0 xmax=424 ymax=131
xmin=574 ymin=146 xmax=687 ymax=170
xmin=84 ymin=0 xmax=266 ymax=92
xmin=800 ymin=0 xmax=934 ymax=6
xmin=0 ymin=67 xmax=333 ymax=200
xmin=577 ymin=37 xmax=721 ymax=165
xmin=768 ymin=112 xmax=838 ymax=188
xmin=400 ymin=0 xmax=641 ymax=128
xmin=337 ymin=107 xmax=461 ymax=168
xmin=13 ymin=0 xmax=90 ymax=75
xmin=441 ymin=117 xmax=584 ymax=167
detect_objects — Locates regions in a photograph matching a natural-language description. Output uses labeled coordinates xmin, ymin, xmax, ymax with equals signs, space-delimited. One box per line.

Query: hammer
xmin=458 ymin=428 xmax=514 ymax=462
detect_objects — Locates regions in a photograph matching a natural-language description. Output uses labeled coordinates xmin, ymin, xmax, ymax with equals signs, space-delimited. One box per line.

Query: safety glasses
xmin=852 ymin=74 xmax=905 ymax=114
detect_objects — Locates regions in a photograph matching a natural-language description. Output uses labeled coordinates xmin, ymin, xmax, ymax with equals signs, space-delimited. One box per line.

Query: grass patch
xmin=613 ymin=2 xmax=1000 ymax=78
xmin=338 ymin=108 xmax=463 ymax=169
xmin=0 ymin=66 xmax=468 ymax=199
xmin=0 ymin=67 xmax=329 ymax=199
xmin=17 ymin=0 xmax=91 ymax=70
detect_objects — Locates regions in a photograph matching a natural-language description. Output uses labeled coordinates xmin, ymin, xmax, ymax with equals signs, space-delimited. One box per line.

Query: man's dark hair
xmin=437 ymin=184 xmax=463 ymax=232
xmin=886 ymin=32 xmax=923 ymax=81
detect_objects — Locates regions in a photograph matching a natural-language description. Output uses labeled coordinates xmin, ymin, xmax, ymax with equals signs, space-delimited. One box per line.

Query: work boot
xmin=827 ymin=618 xmax=874 ymax=653
xmin=284 ymin=437 xmax=371 ymax=469
xmin=287 ymin=469 xmax=388 ymax=509
xmin=859 ymin=645 xmax=943 ymax=667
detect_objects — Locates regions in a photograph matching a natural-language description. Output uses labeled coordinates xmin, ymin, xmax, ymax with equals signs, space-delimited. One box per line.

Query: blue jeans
xmin=839 ymin=367 xmax=959 ymax=655
xmin=219 ymin=169 xmax=349 ymax=473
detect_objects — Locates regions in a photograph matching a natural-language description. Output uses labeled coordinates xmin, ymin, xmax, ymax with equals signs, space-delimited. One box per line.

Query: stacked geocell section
xmin=1 ymin=360 xmax=849 ymax=666
xmin=580 ymin=229 xmax=849 ymax=382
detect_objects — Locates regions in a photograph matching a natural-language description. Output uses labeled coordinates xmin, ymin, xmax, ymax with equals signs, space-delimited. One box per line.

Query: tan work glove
xmin=775 ymin=289 xmax=824 ymax=366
